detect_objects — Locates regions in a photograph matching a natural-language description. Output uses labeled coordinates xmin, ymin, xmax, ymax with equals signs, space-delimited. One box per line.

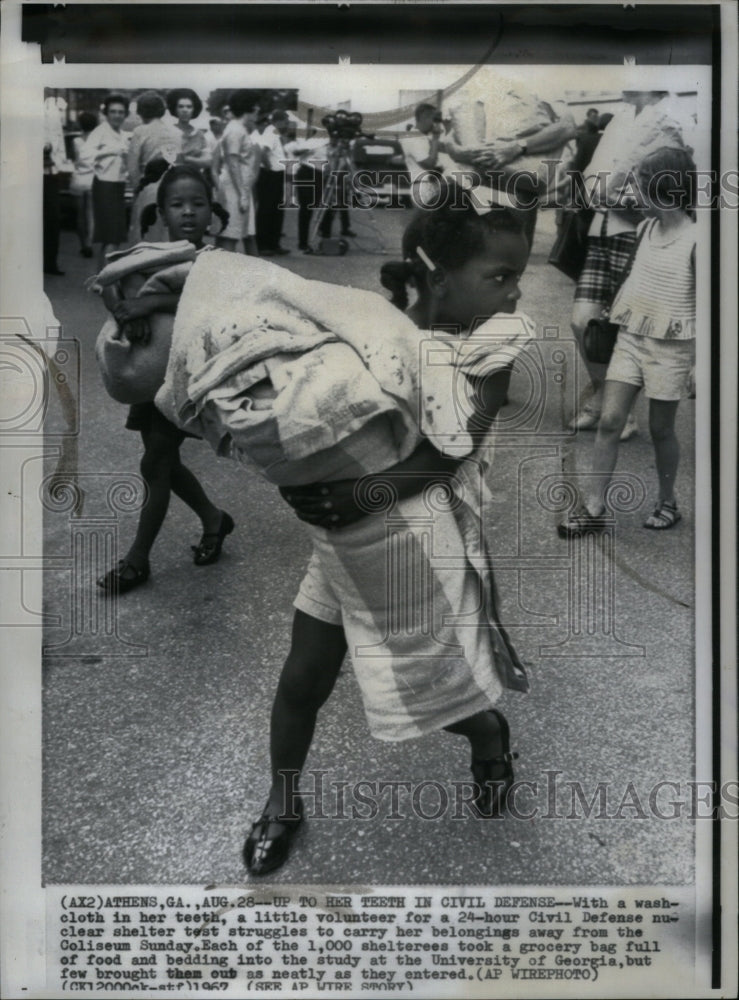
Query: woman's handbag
xmin=581 ymin=219 xmax=651 ymax=365
xmin=548 ymin=209 xmax=594 ymax=282
xmin=582 ymin=317 xmax=619 ymax=365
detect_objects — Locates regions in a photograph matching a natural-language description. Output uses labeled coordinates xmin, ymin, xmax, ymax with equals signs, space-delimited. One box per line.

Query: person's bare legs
xmin=75 ymin=193 xmax=93 ymax=254
xmin=571 ymin=301 xmax=609 ymax=425
xmin=648 ymin=399 xmax=680 ymax=504
xmin=445 ymin=709 xmax=516 ymax=815
xmin=124 ymin=430 xmax=180 ymax=570
xmin=125 ymin=429 xmax=222 ymax=570
xmin=582 ymin=380 xmax=641 ymax=514
xmin=266 ymin=610 xmax=347 ymax=819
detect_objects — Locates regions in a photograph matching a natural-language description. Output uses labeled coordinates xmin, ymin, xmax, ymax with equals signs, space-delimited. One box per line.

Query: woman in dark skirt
xmin=87 ymin=93 xmax=130 ymax=267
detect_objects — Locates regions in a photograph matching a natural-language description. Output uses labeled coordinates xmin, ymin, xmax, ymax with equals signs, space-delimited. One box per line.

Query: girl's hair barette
xmin=415 ymin=246 xmax=437 ymax=271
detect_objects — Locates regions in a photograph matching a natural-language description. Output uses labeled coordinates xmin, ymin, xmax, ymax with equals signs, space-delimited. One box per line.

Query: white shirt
xmin=257 ymin=125 xmax=287 ymax=173
xmin=399 ymin=132 xmax=458 ymax=180
xmin=284 ymin=136 xmax=330 ymax=169
xmin=87 ymin=120 xmax=129 ymax=182
xmin=443 ymin=77 xmax=560 ymax=146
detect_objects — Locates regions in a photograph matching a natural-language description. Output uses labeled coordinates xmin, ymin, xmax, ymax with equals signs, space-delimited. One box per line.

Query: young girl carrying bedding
xmin=125 ymin=180 xmax=533 ymax=873
xmin=95 ymin=165 xmax=235 ymax=594
xmin=187 ymin=188 xmax=534 ymax=876
xmin=558 ymin=146 xmax=696 ymax=536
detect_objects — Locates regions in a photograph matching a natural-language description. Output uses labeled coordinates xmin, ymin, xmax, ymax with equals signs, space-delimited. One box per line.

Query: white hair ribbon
xmin=415 ymin=246 xmax=437 ymax=272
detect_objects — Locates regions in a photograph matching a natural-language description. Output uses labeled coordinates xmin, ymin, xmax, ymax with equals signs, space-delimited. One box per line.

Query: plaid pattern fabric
xmin=574 ymin=231 xmax=637 ymax=307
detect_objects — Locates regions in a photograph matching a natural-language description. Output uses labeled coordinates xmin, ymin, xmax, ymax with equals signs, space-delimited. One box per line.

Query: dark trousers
xmin=295 ymin=164 xmax=322 ymax=249
xmin=43 ymin=173 xmax=61 ymax=271
xmin=256 ymin=168 xmax=286 ymax=251
xmin=318 ymin=167 xmax=351 ymax=238
xmin=318 ymin=206 xmax=351 ymax=239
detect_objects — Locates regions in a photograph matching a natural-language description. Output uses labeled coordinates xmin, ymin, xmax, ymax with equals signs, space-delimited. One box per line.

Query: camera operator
xmin=317 ymin=131 xmax=357 ymax=241
xmin=289 ymin=111 xmax=360 ymax=251
xmin=401 ymin=103 xmax=444 ymax=172
xmin=399 ymin=102 xmax=461 ymax=207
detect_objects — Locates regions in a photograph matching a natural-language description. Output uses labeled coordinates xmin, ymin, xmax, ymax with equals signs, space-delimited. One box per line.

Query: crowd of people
xmin=45 ymin=87 xmax=363 ymax=271
xmin=44 ymin=80 xmax=697 ymax=878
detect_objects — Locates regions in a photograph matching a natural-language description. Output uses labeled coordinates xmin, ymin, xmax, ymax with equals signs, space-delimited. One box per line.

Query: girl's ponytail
xmin=139 ymin=203 xmax=158 ymax=238
xmin=211 ymin=201 xmax=230 ymax=235
xmin=380 ymin=260 xmax=415 ymax=310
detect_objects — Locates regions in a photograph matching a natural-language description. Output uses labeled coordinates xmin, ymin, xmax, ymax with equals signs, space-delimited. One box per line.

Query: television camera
xmin=320 ymin=109 xmax=368 ymax=143
xmin=308 ymin=110 xmax=370 ymax=255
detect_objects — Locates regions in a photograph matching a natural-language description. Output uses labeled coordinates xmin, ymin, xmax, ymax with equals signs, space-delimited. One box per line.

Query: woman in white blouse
xmin=88 ymin=94 xmax=130 ymax=267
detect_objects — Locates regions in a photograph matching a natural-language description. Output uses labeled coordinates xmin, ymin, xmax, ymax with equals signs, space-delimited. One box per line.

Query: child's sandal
xmin=644 ymin=500 xmax=681 ymax=530
xmin=192 ymin=511 xmax=235 ymax=566
xmin=557 ymin=507 xmax=608 ymax=538
xmin=97 ymin=559 xmax=150 ymax=595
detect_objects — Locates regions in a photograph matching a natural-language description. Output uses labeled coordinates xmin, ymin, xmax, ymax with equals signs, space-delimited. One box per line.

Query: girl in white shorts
xmin=559 ymin=146 xmax=696 ymax=535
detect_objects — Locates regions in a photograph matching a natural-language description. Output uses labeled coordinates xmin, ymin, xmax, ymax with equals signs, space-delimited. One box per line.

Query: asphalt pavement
xmin=41 ymin=204 xmax=695 ymax=887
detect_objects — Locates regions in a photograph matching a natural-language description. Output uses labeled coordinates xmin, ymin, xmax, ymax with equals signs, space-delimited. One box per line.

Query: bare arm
xmin=179 ymin=133 xmax=213 ymax=170
xmin=416 ymin=123 xmax=444 ymax=170
xmin=242 ymin=139 xmax=262 ymax=191
xmin=111 ymin=292 xmax=180 ymax=345
xmin=514 ymin=114 xmax=576 ymax=153
xmin=127 ymin=132 xmax=142 ymax=191
xmin=281 ymin=365 xmax=513 ymax=529
xmin=463 ymin=366 xmax=513 ymax=432
xmin=448 ymin=113 xmax=577 ymax=170
xmin=113 ymin=293 xmax=180 ymax=321
xmin=279 ymin=439 xmax=463 ymax=529
xmin=181 ymin=147 xmax=213 ymax=169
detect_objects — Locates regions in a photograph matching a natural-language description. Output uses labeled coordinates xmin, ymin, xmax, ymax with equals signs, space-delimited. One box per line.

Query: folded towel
xmin=156 ymin=250 xmax=535 ymax=484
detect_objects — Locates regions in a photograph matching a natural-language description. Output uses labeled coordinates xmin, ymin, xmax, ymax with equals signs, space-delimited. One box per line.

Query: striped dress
xmin=298 ymin=325 xmax=535 ymax=742
xmin=303 ymin=437 xmax=530 ymax=741
xmin=610 ymin=217 xmax=695 ymax=340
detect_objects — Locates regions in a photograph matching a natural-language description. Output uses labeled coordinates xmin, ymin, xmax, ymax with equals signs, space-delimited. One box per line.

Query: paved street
xmin=41 ymin=203 xmax=696 ymax=887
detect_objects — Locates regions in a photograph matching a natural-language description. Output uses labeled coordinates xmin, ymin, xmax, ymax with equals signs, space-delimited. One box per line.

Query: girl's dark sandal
xmin=471 ymin=709 xmax=518 ymax=817
xmin=192 ymin=512 xmax=235 ymax=566
xmin=96 ymin=560 xmax=150 ymax=595
xmin=243 ymin=797 xmax=304 ymax=876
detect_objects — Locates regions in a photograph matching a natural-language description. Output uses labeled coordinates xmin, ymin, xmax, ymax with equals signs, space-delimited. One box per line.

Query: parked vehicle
xmin=351 ymin=135 xmax=411 ymax=207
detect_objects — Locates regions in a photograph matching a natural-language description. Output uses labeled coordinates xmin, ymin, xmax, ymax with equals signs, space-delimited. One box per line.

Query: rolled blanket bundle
xmin=93 ymin=242 xmax=205 ymax=405
xmin=155 ymin=249 xmax=535 ymax=484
